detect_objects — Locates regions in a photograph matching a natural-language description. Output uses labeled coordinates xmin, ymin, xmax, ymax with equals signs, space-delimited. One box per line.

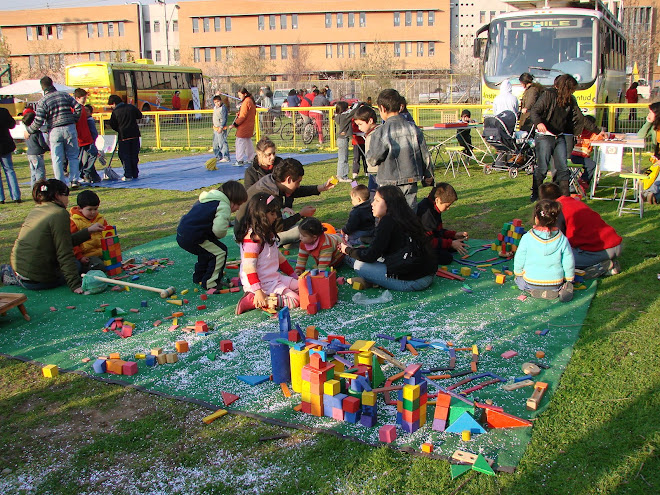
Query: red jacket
xmin=625 ymin=88 xmax=638 ymax=104
xmin=75 ymin=106 xmax=93 ymax=147
xmin=172 ymin=94 xmax=181 ymax=110
xmin=557 ymin=196 xmax=622 ymax=252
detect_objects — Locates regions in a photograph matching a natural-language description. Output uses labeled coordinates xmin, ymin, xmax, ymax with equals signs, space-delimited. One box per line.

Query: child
xmin=294 ymin=217 xmax=345 ymax=274
xmin=353 ymin=105 xmax=380 ymax=199
xmin=456 ymin=109 xmax=475 ymax=157
xmin=177 ymin=181 xmax=247 ymax=290
xmin=80 ymin=104 xmax=102 ymax=183
xmin=69 ymin=190 xmax=109 ymax=272
xmin=212 ymin=95 xmax=230 ymax=163
xmin=570 ymin=114 xmax=598 ymax=192
xmin=334 ymin=101 xmax=354 ymax=182
xmin=513 ymin=199 xmax=575 ymax=301
xmin=351 ymin=118 xmax=366 ymax=179
xmin=342 ymin=184 xmax=375 ymax=246
xmin=22 ymin=109 xmax=49 ymax=188
xmin=367 ymin=89 xmax=434 ymax=210
xmin=235 ymin=193 xmax=299 ymax=315
xmin=416 ymin=183 xmax=469 ymax=265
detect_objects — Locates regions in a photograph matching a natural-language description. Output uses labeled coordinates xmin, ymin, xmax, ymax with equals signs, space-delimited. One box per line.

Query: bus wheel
xmin=140 ymin=104 xmax=151 ymax=125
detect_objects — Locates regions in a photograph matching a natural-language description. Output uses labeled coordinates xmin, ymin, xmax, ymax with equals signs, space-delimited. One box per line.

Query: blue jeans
xmin=572 ymin=243 xmax=621 ymax=269
xmin=49 ymin=124 xmax=80 ymax=184
xmin=213 ymin=130 xmax=229 ymax=160
xmin=535 ymin=134 xmax=569 ymax=183
xmin=0 ymin=153 xmax=21 ymax=201
xmin=118 ymin=137 xmax=140 ymax=179
xmin=27 ymin=154 xmax=46 ymax=188
xmin=337 ymin=137 xmax=349 ymax=179
xmin=345 ymin=255 xmax=434 ymax=291
xmin=398 ymin=182 xmax=419 ymax=211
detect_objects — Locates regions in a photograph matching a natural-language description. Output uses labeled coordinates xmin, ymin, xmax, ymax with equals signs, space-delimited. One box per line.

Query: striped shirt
xmin=295 ymin=233 xmax=345 ymax=272
xmin=29 ymin=88 xmax=81 ymax=133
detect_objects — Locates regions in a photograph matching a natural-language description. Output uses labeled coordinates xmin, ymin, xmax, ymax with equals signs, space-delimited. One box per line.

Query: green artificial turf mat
xmin=0 ymin=232 xmax=597 ymax=471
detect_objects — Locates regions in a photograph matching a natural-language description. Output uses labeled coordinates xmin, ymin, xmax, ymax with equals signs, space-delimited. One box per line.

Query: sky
xmin=0 ymin=0 xmax=196 ymax=10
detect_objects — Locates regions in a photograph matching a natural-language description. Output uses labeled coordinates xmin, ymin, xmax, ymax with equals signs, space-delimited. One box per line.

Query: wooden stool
xmin=0 ymin=293 xmax=30 ymax=321
xmin=445 ymin=145 xmax=471 ymax=178
xmin=618 ymin=173 xmax=645 ymax=218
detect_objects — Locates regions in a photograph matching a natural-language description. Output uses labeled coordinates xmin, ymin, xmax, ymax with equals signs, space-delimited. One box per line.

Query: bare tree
xmin=0 ymin=36 xmax=21 ymax=83
xmin=282 ymin=44 xmax=311 ymax=87
xmin=341 ymin=41 xmax=396 ymax=99
xmin=622 ymin=1 xmax=659 ymax=86
xmin=232 ymin=47 xmax=268 ymax=87
xmin=25 ymin=41 xmax=67 ymax=80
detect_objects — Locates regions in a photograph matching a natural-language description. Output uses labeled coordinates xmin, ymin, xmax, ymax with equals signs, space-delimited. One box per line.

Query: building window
xmin=406 ymin=41 xmax=412 ymax=56
xmin=429 ymin=41 xmax=435 ymax=56
xmin=337 ymin=44 xmax=344 ymax=58
xmin=326 ymin=44 xmax=333 ymax=58
xmin=87 ymin=23 xmax=94 ymax=38
xmin=55 ymin=25 xmax=63 ymax=39
xmin=394 ymin=42 xmax=400 ymax=57
xmin=428 ymin=11 xmax=434 ymax=26
xmin=28 ymin=55 xmax=35 ymax=68
xmin=155 ymin=50 xmax=162 ymax=62
xmin=258 ymin=15 xmax=264 ymax=30
xmin=214 ymin=17 xmax=221 ymax=31
xmin=213 ymin=47 xmax=220 ymax=61
xmin=225 ymin=17 xmax=231 ymax=31
xmin=46 ymin=26 xmax=54 ymax=40
xmin=99 ymin=52 xmax=106 ymax=61
xmin=417 ymin=41 xmax=424 ymax=56
xmin=174 ymin=49 xmax=180 ymax=61
xmin=172 ymin=20 xmax=178 ymax=32
xmin=325 ymin=13 xmax=331 ymax=28
xmin=146 ymin=50 xmax=152 ymax=59
xmin=89 ymin=53 xmax=96 ymax=61
xmin=269 ymin=15 xmax=276 ymax=30
xmin=337 ymin=13 xmax=343 ymax=28
xmin=417 ymin=11 xmax=423 ymax=26
xmin=225 ymin=47 xmax=232 ymax=60
xmin=359 ymin=12 xmax=366 ymax=27
xmin=292 ymin=45 xmax=299 ymax=58
xmin=281 ymin=45 xmax=288 ymax=59
xmin=36 ymin=26 xmax=44 ymax=40
xmin=26 ymin=26 xmax=33 ymax=40
xmin=259 ymin=46 xmax=266 ymax=59
xmin=292 ymin=14 xmax=298 ymax=29
xmin=118 ymin=22 xmax=125 ymax=36
xmin=348 ymin=12 xmax=354 ymax=27
xmin=270 ymin=45 xmax=277 ymax=60
xmin=154 ymin=20 xmax=160 ymax=33
xmin=203 ymin=17 xmax=210 ymax=32
xmin=192 ymin=18 xmax=199 ymax=33
xmin=490 ymin=11 xmax=496 ymax=21
xmin=394 ymin=12 xmax=400 ymax=27
xmin=360 ymin=42 xmax=367 ymax=56
xmin=143 ymin=21 xmax=150 ymax=33
xmin=39 ymin=54 xmax=45 ymax=66
xmin=480 ymin=11 xmax=486 ymax=23
xmin=120 ymin=51 xmax=127 ymax=62
xmin=193 ymin=47 xmax=200 ymax=62
xmin=280 ymin=15 xmax=286 ymax=29
xmin=405 ymin=11 xmax=412 ymax=26
xmin=107 ymin=23 xmax=113 ymax=37
xmin=204 ymin=47 xmax=211 ymax=62
xmin=349 ymin=43 xmax=355 ymax=58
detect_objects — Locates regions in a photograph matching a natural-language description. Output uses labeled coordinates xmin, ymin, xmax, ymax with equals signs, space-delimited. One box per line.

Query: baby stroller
xmin=482 ymin=110 xmax=536 ymax=178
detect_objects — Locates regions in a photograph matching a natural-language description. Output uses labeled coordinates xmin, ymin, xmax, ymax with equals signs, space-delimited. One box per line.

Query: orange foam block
xmin=485 ymin=408 xmax=532 ymax=428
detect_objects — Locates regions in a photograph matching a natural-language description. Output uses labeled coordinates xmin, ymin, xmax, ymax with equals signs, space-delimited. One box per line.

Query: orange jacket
xmin=234 ymin=97 xmax=256 ymax=138
xmin=70 ymin=206 xmax=109 ymax=259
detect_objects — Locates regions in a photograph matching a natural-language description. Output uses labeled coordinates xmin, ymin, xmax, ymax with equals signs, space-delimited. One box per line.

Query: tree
xmin=0 ymin=36 xmax=21 ymax=83
xmin=622 ymin=1 xmax=659 ymax=86
xmin=282 ymin=44 xmax=311 ymax=87
xmin=25 ymin=41 xmax=66 ymax=80
xmin=232 ymin=47 xmax=268 ymax=88
xmin=340 ymin=41 xmax=396 ymax=99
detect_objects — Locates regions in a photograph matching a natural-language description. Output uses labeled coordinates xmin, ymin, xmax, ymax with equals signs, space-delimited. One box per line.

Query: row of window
xmin=257 ymin=14 xmax=299 ymax=30
xmin=144 ymin=49 xmax=181 ymax=62
xmin=27 ymin=53 xmax=65 ymax=68
xmin=88 ymin=51 xmax=129 ymax=62
xmin=26 ymin=25 xmax=63 ymax=41
xmin=86 ymin=22 xmax=126 ymax=39
xmin=322 ymin=12 xmax=367 ymax=28
xmin=324 ymin=41 xmax=436 ymax=58
xmin=192 ymin=17 xmax=232 ymax=33
xmin=392 ymin=11 xmax=435 ymax=27
xmin=113 ymin=71 xmax=196 ymax=91
xmin=144 ymin=19 xmax=179 ymax=34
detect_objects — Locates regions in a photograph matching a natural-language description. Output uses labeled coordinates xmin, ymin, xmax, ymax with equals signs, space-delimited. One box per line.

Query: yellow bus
xmin=474 ymin=0 xmax=626 ymax=125
xmin=65 ymin=59 xmax=205 ymax=113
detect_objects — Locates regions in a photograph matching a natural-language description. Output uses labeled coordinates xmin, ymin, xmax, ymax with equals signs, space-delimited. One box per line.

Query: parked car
xmin=272 ymin=89 xmax=293 ymax=108
xmin=419 ymin=87 xmax=481 ymax=104
xmin=330 ymin=95 xmax=360 ymax=106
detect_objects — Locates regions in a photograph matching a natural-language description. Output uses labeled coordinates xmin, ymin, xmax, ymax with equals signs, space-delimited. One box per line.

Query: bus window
xmin=183 ymin=73 xmax=192 ymax=89
xmin=154 ymin=71 xmax=165 ymax=89
xmin=136 ymin=71 xmax=152 ymax=90
xmin=114 ymin=71 xmax=127 ymax=91
xmin=191 ymin=73 xmax=202 ymax=88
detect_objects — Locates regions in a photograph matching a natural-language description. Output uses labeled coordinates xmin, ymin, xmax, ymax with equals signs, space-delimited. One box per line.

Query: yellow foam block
xmin=324 ymin=379 xmax=340 ymax=396
xmin=42 ymin=365 xmax=59 ymax=378
xmin=202 ymin=409 xmax=228 ymax=424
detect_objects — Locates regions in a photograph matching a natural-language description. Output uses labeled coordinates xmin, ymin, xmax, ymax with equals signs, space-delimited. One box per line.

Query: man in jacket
xmin=108 ymin=94 xmax=142 ymax=181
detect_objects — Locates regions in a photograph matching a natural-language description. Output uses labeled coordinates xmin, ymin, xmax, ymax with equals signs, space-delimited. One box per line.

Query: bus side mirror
xmin=473 ymin=39 xmax=482 ymax=58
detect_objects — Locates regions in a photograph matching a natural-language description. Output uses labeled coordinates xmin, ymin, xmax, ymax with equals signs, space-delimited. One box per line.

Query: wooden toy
xmin=421 ymin=442 xmax=434 ymax=453
xmin=84 ymin=272 xmax=175 ymax=298
xmin=122 ymin=361 xmax=138 ymax=375
xmin=495 ymin=274 xmax=506 ymax=284
xmin=461 ymin=430 xmax=471 ymax=441
xmin=0 ymin=293 xmax=31 ymax=321
xmin=522 ymin=362 xmax=541 ymax=376
xmin=299 ymin=270 xmax=338 ymax=311
xmin=42 ymin=365 xmax=59 ymax=378
xmin=165 ymin=352 xmax=178 ymax=364
xmin=175 ymin=341 xmax=189 ymax=353
xmin=484 ymin=408 xmax=532 ymax=428
xmin=535 ymin=351 xmax=545 ymax=359
xmin=460 ymin=267 xmax=472 ymax=277
xmin=501 ymin=350 xmax=517 ymax=359
xmin=202 ymin=409 xmax=228 ymax=424
xmin=221 ymin=391 xmax=240 ymax=406
xmin=502 ymin=379 xmax=534 ymax=391
xmin=526 ymin=382 xmax=548 ymax=410
xmin=109 ymin=352 xmax=121 ymax=359
xmin=378 ymin=425 xmax=396 ymax=443
xmin=156 ymin=353 xmax=168 ymax=365
xmin=220 ymin=340 xmax=233 ymax=352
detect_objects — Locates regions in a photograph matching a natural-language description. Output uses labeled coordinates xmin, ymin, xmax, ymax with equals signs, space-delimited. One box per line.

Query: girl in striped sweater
xmin=235 ymin=193 xmax=299 ymax=315
xmin=294 ymin=218 xmax=345 ymax=275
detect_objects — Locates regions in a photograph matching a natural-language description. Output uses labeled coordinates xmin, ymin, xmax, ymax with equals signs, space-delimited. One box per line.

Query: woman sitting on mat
xmin=1 ymin=179 xmax=104 ymax=292
xmin=339 ymin=185 xmax=436 ymax=291
xmin=243 ymin=137 xmax=283 ymax=190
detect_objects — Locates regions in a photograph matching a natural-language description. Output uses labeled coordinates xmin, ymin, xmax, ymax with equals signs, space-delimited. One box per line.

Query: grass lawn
xmin=0 ymin=150 xmax=659 ymax=494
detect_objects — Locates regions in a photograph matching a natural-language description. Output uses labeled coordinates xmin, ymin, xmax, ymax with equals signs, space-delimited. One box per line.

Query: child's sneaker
xmin=583 ymin=259 xmax=612 ymax=279
xmin=558 ymin=282 xmax=574 ymax=302
xmin=529 ymin=288 xmax=559 ymax=300
xmin=1 ymin=264 xmax=20 ymax=286
xmin=235 ymin=292 xmax=255 ymax=315
xmin=608 ymin=259 xmax=621 ymax=276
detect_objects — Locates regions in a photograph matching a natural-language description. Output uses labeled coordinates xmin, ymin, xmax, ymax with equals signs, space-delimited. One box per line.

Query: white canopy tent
xmin=0 ymin=79 xmax=75 ymax=96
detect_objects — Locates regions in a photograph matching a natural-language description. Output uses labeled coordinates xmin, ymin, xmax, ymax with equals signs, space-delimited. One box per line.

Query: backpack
xmin=383 ymin=234 xmax=427 ymax=276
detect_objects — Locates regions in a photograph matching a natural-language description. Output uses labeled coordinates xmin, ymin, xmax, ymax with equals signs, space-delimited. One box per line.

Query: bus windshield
xmin=484 ymin=16 xmax=596 ymax=88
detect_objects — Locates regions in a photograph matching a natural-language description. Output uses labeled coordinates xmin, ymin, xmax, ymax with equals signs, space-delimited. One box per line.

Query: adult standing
xmin=27 ymin=76 xmax=81 ymax=187
xmin=324 ymin=85 xmax=333 ymax=102
xmin=518 ymin=72 xmax=543 ymax=131
xmin=626 ymin=82 xmax=639 ymax=121
xmin=231 ymin=88 xmax=256 ymax=167
xmin=0 ymin=107 xmax=21 ymax=203
xmin=492 ymin=80 xmax=519 ymax=116
xmin=171 ymin=90 xmax=181 ymax=123
xmin=312 ymin=89 xmax=330 ymax=145
xmin=108 ymin=94 xmax=142 ymax=181
xmin=530 ymin=74 xmax=606 ymax=200
xmin=244 ymin=136 xmax=282 ymax=190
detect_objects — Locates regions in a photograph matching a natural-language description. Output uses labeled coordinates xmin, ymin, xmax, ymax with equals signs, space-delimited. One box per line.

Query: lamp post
xmin=156 ymin=0 xmax=180 ymax=65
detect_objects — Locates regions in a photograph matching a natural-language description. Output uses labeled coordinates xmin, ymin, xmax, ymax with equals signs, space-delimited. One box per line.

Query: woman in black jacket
xmin=243 ymin=136 xmax=283 ymax=190
xmin=530 ymin=74 xmax=605 ymax=200
xmin=0 ymin=107 xmax=21 ymax=203
xmin=339 ymin=185 xmax=436 ymax=291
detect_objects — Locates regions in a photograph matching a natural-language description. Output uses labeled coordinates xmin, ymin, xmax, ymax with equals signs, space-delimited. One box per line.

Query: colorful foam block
xmin=42 ymin=364 xmax=59 ymax=378
xmin=122 ymin=361 xmax=138 ymax=376
xmin=220 ymin=340 xmax=233 ymax=352
xmin=379 ymin=425 xmax=397 ymax=443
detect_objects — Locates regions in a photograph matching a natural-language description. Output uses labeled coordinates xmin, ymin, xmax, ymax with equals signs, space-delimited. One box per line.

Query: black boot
xmin=559 ymin=180 xmax=570 ymax=197
xmin=530 ymin=176 xmax=541 ymax=202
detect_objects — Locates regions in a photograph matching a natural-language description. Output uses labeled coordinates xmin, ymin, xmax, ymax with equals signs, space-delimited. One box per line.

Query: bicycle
xmin=280 ymin=113 xmax=307 ymax=141
xmin=258 ymin=109 xmax=285 ymax=136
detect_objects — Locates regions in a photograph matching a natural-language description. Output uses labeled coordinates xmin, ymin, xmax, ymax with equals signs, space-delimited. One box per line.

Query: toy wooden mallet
xmin=84 ymin=273 xmax=176 ymax=298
